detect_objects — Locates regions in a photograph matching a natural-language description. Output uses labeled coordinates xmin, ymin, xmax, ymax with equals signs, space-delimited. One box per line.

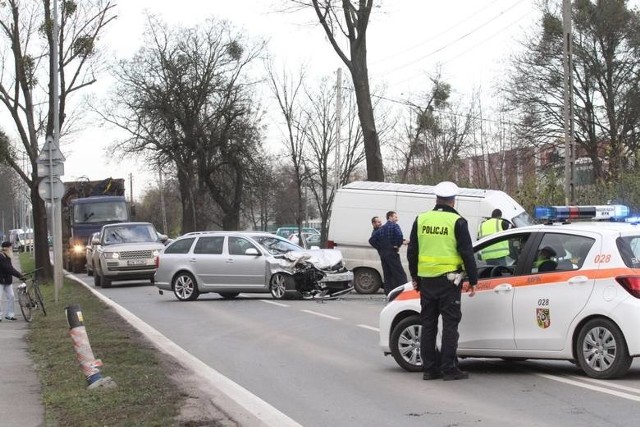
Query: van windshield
xmin=511 ymin=211 xmax=536 ymax=227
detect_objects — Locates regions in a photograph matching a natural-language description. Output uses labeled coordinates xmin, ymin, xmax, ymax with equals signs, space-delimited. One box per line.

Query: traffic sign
xmin=37 ymin=162 xmax=64 ymax=178
xmin=38 ymin=177 xmax=66 ymax=200
xmin=37 ymin=136 xmax=65 ymax=163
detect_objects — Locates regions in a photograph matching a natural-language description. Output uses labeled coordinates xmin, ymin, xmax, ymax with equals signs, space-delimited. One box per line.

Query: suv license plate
xmin=127 ymin=260 xmax=146 ymax=266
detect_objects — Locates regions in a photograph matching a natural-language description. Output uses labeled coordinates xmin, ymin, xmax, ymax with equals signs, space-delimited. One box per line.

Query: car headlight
xmin=104 ymin=252 xmax=119 ymax=259
xmin=152 ymin=249 xmax=160 ymax=257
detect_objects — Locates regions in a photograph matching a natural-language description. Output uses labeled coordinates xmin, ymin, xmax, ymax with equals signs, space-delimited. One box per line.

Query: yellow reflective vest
xmin=478 ymin=218 xmax=509 ymax=260
xmin=417 ymin=210 xmax=463 ymax=277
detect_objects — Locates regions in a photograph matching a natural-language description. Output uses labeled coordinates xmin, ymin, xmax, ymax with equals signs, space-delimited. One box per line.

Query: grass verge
xmin=20 ymin=253 xmax=208 ymax=426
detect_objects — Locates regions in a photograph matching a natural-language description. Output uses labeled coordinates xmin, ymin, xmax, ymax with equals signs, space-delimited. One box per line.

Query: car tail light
xmin=327 ymin=240 xmax=336 ymax=249
xmin=615 ymin=276 xmax=640 ymax=298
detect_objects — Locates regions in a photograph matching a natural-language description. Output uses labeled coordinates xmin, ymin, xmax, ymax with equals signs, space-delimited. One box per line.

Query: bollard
xmin=65 ymin=304 xmax=116 ymax=390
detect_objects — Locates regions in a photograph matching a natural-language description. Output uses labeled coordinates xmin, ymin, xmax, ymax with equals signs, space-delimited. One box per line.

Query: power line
xmin=382 ymin=9 xmax=534 ymax=91
xmin=378 ymin=0 xmax=526 ymax=76
xmin=370 ymin=0 xmax=504 ymax=66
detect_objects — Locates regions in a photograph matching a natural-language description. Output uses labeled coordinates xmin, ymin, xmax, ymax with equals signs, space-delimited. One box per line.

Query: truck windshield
xmin=73 ymin=201 xmax=128 ymax=224
xmin=103 ymin=224 xmax=158 ymax=244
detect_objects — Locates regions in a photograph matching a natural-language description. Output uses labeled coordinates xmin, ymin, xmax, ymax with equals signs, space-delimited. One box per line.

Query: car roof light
xmin=534 ymin=205 xmax=630 ymax=221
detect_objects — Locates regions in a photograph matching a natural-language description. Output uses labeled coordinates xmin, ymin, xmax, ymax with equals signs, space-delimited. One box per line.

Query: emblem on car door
xmin=536 ymin=307 xmax=551 ymax=329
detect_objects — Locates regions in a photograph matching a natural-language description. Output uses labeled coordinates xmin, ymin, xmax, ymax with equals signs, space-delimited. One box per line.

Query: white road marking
xmin=260 ymin=300 xmax=290 ymax=307
xmin=300 ymin=309 xmax=341 ymax=320
xmin=357 ymin=324 xmax=380 ymax=332
xmin=536 ymin=373 xmax=640 ymax=402
xmin=568 ymin=375 xmax=640 ymax=395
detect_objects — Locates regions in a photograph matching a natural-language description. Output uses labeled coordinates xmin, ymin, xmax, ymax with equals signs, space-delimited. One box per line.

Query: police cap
xmin=434 ymin=181 xmax=459 ymax=200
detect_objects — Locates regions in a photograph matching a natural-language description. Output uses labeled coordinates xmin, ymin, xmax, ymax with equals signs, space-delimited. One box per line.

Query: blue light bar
xmin=534 ymin=205 xmax=630 ymax=221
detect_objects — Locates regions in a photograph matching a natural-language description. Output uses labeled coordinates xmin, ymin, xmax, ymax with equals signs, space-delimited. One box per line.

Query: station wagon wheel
xmin=353 ymin=268 xmax=382 ymax=294
xmin=270 ymin=273 xmax=293 ymax=300
xmin=173 ymin=272 xmax=200 ymax=301
xmin=576 ymin=318 xmax=632 ymax=379
xmin=390 ymin=315 xmax=423 ymax=372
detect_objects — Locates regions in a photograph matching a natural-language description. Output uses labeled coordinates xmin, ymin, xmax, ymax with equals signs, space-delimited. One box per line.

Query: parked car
xmin=275 ymin=226 xmax=320 ymax=239
xmin=85 ymin=232 xmax=100 ymax=276
xmin=380 ymin=205 xmax=640 ymax=379
xmin=93 ymin=222 xmax=167 ymax=288
xmin=154 ymin=231 xmax=353 ymax=301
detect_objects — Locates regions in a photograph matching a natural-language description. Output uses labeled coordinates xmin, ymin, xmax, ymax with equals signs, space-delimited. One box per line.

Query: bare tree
xmin=265 ymin=61 xmax=308 ymax=238
xmin=106 ymin=16 xmax=265 ymax=232
xmin=292 ymin=0 xmax=384 ymax=182
xmin=503 ymin=0 xmax=640 ymax=184
xmin=0 ymin=0 xmax=115 ymax=279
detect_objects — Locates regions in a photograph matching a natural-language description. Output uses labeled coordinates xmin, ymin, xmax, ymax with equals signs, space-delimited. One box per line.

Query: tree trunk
xmin=176 ymin=168 xmax=196 ymax=233
xmin=350 ymin=50 xmax=384 ymax=182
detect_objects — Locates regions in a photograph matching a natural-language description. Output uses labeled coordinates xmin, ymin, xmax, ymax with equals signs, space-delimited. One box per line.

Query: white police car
xmin=379 ymin=205 xmax=640 ymax=379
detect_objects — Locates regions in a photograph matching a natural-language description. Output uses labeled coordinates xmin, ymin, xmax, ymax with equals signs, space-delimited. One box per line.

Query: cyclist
xmin=0 ymin=241 xmax=26 ymax=321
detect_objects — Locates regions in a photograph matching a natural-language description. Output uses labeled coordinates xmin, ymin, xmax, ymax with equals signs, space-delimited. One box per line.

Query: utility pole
xmin=335 ymin=68 xmax=342 ymax=188
xmin=158 ymin=167 xmax=168 ymax=234
xmin=563 ymin=0 xmax=576 ymax=205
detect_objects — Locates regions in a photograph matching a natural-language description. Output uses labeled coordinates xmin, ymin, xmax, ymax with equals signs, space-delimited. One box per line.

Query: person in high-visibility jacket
xmin=477 ymin=209 xmax=511 ymax=265
xmin=407 ymin=181 xmax=478 ymax=381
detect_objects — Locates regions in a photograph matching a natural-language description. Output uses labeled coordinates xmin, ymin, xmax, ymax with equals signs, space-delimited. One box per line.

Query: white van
xmin=327 ymin=181 xmax=535 ymax=294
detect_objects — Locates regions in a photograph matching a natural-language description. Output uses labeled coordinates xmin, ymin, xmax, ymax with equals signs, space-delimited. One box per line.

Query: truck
xmin=327 ymin=181 xmax=536 ymax=294
xmin=62 ymin=178 xmax=131 ymax=273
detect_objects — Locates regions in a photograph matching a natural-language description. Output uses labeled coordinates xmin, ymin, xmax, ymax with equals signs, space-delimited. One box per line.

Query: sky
xmin=62 ymin=0 xmax=540 ymax=201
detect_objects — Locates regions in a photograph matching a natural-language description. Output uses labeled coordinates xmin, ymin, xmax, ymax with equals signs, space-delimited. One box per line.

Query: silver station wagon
xmin=154 ymin=231 xmax=354 ymax=301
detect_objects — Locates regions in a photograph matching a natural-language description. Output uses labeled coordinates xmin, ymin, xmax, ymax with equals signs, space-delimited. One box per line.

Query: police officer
xmin=407 ymin=181 xmax=478 ymax=381
xmin=477 ymin=209 xmax=511 ymax=265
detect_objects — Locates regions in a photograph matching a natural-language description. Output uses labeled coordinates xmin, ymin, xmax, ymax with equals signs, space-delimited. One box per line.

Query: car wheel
xmin=575 ymin=318 xmax=632 ymax=379
xmin=270 ymin=273 xmax=294 ymax=300
xmin=353 ymin=268 xmax=382 ymax=294
xmin=172 ymin=272 xmax=199 ymax=301
xmin=390 ymin=315 xmax=422 ymax=372
xmin=101 ymin=275 xmax=112 ymax=289
xmin=87 ymin=264 xmax=93 ymax=277
xmin=94 ymin=272 xmax=102 ymax=287
xmin=219 ymin=292 xmax=239 ymax=299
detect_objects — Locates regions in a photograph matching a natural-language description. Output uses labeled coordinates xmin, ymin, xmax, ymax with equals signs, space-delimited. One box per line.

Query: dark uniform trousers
xmin=418 ymin=275 xmax=462 ymax=374
xmin=380 ymin=248 xmax=407 ymax=295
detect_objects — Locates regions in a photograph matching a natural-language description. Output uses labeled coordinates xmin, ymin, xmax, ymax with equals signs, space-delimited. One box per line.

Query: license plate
xmin=127 ymin=260 xmax=146 ymax=266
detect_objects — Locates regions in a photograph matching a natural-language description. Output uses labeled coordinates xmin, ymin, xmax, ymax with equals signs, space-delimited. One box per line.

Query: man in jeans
xmin=369 ymin=211 xmax=408 ymax=295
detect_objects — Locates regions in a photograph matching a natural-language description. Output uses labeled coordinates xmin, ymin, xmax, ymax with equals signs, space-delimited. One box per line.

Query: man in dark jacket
xmin=0 ymin=241 xmax=25 ymax=321
xmin=369 ymin=211 xmax=408 ymax=295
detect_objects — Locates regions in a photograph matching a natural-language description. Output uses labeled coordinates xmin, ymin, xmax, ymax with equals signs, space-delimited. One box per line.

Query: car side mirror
xmin=245 ymin=248 xmax=260 ymax=256
xmin=159 ymin=234 xmax=168 ymax=242
xmin=92 ymin=237 xmax=100 ymax=245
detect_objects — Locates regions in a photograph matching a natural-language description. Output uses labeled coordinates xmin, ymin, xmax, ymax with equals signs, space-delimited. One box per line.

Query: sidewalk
xmin=0 ymin=256 xmax=45 ymax=427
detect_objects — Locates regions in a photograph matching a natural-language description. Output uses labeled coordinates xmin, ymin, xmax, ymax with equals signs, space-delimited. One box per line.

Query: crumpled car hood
xmin=281 ymin=249 xmax=344 ymax=270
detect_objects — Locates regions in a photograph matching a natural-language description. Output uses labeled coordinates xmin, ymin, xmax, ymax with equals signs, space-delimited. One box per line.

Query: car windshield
xmin=74 ymin=201 xmax=128 ymax=223
xmin=254 ymin=236 xmax=302 ymax=255
xmin=103 ymin=224 xmax=158 ymax=244
xmin=511 ymin=211 xmax=536 ymax=227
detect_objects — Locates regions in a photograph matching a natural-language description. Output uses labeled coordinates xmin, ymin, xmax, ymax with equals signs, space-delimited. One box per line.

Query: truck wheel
xmin=72 ymin=260 xmax=83 ymax=274
xmin=353 ymin=268 xmax=382 ymax=294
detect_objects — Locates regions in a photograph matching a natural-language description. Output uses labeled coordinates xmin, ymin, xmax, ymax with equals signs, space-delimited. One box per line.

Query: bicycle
xmin=17 ymin=268 xmax=47 ymax=322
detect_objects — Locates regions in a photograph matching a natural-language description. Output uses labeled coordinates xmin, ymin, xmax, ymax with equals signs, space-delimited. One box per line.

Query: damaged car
xmin=154 ymin=231 xmax=354 ymax=301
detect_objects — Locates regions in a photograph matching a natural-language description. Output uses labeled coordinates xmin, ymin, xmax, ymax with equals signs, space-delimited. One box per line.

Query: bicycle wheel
xmin=33 ymin=284 xmax=46 ymax=316
xmin=18 ymin=290 xmax=34 ymax=322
